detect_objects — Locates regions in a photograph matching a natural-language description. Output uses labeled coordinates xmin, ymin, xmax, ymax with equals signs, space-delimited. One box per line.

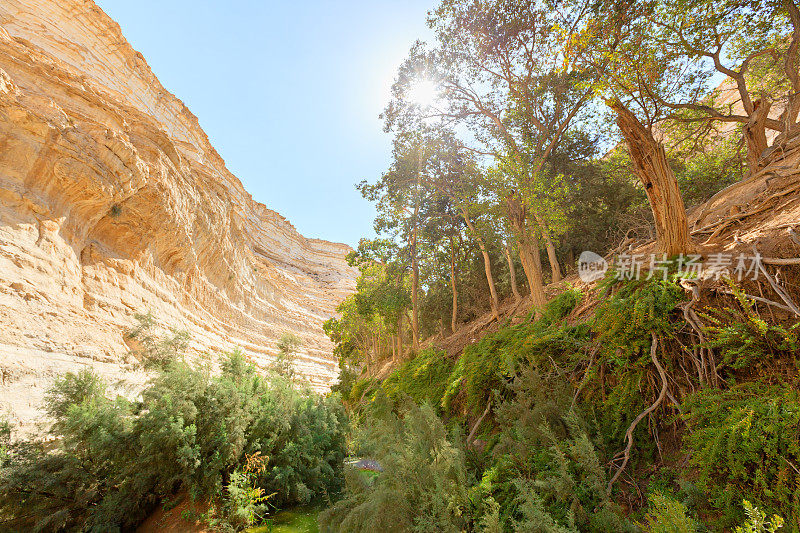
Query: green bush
xmin=592 ymin=277 xmax=684 ymax=364
xmin=381 ymin=347 xmax=453 ymax=410
xmin=125 ymin=312 xmax=190 ymax=370
xmin=508 ymin=413 xmax=635 ymax=533
xmin=590 ymin=277 xmax=684 ymax=444
xmin=347 ymin=376 xmax=378 ymax=405
xmin=640 ymin=492 xmax=698 ymax=533
xmin=701 ymin=285 xmax=800 ymax=372
xmin=683 ymin=382 xmax=800 ymax=529
xmin=207 ymin=453 xmax=272 ymax=532
xmin=734 ymin=500 xmax=785 ymax=533
xmin=0 ymin=351 xmax=347 ymax=531
xmin=271 ymin=332 xmax=302 ymax=380
xmin=319 ymin=400 xmax=469 ymax=532
xmin=442 ymin=289 xmax=586 ymax=415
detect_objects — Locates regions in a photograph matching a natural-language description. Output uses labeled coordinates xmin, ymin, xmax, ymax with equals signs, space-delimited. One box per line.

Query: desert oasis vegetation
xmin=1 ymin=0 xmax=800 ymax=531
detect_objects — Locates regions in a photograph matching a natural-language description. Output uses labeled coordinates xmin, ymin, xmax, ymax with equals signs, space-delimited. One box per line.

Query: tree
xmin=384 ymin=0 xmax=602 ymax=307
xmin=419 ymin=129 xmax=504 ymax=321
xmin=647 ymin=0 xmax=800 ymax=174
xmin=610 ymin=99 xmax=692 ymax=255
xmin=358 ymin=136 xmax=434 ymax=352
xmin=566 ymin=0 xmax=694 ymax=254
xmin=272 ymin=333 xmax=301 ymax=380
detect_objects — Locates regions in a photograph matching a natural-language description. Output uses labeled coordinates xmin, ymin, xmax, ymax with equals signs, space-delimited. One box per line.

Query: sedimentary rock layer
xmin=0 ymin=0 xmax=356 ymax=429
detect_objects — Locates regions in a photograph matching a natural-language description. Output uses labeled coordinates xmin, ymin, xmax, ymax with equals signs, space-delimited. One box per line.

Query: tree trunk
xmin=461 ymin=208 xmax=500 ymax=321
xmin=396 ymin=313 xmax=404 ymax=362
xmin=534 ymin=213 xmax=562 ymax=283
xmin=504 ymin=240 xmax=521 ymax=302
xmin=517 ymin=229 xmax=547 ymax=310
xmin=411 ymin=145 xmax=421 ymax=353
xmin=744 ymin=98 xmax=772 ymax=174
xmin=504 ymin=195 xmax=547 ymax=309
xmin=450 ymin=236 xmax=459 ymax=333
xmin=611 ymin=101 xmax=692 ymax=256
xmin=411 ymin=241 xmax=420 ymax=353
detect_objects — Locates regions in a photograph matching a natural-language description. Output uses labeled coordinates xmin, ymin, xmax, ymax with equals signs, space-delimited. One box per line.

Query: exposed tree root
xmin=467 ymin=399 xmax=492 ymax=445
xmin=679 ymin=281 xmax=721 ymax=387
xmin=753 ymin=245 xmax=800 ymax=317
xmin=719 ymin=290 xmax=794 ymax=313
xmin=762 ymin=256 xmax=800 ymax=265
xmin=607 ymin=333 xmax=668 ymax=496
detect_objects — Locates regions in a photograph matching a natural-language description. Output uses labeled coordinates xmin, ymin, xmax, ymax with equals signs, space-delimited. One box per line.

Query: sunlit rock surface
xmin=0 ymin=0 xmax=356 ymax=430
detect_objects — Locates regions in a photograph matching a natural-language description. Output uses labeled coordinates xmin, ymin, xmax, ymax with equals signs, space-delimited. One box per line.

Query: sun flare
xmin=406 ymin=79 xmax=439 ymax=108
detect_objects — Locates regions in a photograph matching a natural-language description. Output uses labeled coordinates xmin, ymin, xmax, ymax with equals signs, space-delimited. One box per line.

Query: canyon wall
xmin=0 ymin=0 xmax=357 ymax=430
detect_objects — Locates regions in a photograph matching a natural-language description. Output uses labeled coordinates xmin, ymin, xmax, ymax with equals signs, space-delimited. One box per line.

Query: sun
xmin=406 ymin=79 xmax=439 ymax=108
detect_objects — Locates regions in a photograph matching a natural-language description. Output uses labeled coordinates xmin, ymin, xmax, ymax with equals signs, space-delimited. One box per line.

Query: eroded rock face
xmin=0 ymin=0 xmax=357 ymax=430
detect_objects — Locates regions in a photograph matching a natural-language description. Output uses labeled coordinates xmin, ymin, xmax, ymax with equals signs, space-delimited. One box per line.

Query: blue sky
xmin=95 ymin=0 xmax=435 ymax=247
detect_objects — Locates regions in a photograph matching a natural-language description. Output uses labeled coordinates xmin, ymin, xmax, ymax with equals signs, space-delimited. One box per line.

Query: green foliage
xmin=442 ymin=289 xmax=586 ymax=415
xmin=319 ymin=400 xmax=469 ymax=533
xmin=593 ymin=277 xmax=684 ymax=364
xmin=272 ymin=333 xmax=302 ymax=380
xmin=0 ymin=328 xmax=347 ymax=532
xmin=734 ymin=500 xmax=785 ymax=533
xmin=208 ymin=453 xmax=272 ymax=532
xmin=508 ymin=414 xmax=635 ymax=533
xmin=683 ymin=382 xmax=800 ymax=529
xmin=640 ymin=492 xmax=698 ymax=533
xmin=125 ymin=312 xmax=190 ymax=370
xmin=672 ymin=137 xmax=743 ymax=207
xmin=591 ymin=277 xmax=684 ymax=442
xmin=477 ymin=366 xmax=575 ymax=528
xmin=471 ymin=360 xmax=633 ymax=532
xmin=324 ymin=258 xmax=410 ymax=370
xmin=561 ymin=149 xmax=649 ymax=256
xmin=381 ymin=348 xmax=453 ymax=410
xmin=701 ymin=284 xmax=800 ymax=372
xmin=345 ymin=376 xmax=378 ymax=406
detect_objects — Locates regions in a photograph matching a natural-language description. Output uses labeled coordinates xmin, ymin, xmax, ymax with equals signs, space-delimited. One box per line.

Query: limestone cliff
xmin=0 ymin=0 xmax=357 ymax=429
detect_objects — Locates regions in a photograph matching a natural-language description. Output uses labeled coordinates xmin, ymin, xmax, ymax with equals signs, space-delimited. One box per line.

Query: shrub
xmin=381 ymin=347 xmax=453 ymax=410
xmin=590 ymin=277 xmax=684 ymax=444
xmin=734 ymin=500 xmax=785 ymax=533
xmin=592 ymin=277 xmax=684 ymax=364
xmin=508 ymin=413 xmax=635 ymax=533
xmin=207 ymin=453 xmax=272 ymax=532
xmin=319 ymin=400 xmax=469 ymax=532
xmin=125 ymin=312 xmax=190 ymax=369
xmin=640 ymin=492 xmax=698 ymax=533
xmin=0 ymin=349 xmax=347 ymax=531
xmin=442 ymin=289 xmax=586 ymax=415
xmin=347 ymin=376 xmax=378 ymax=405
xmin=271 ymin=333 xmax=302 ymax=380
xmin=683 ymin=382 xmax=800 ymax=529
xmin=701 ymin=284 xmax=800 ymax=372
